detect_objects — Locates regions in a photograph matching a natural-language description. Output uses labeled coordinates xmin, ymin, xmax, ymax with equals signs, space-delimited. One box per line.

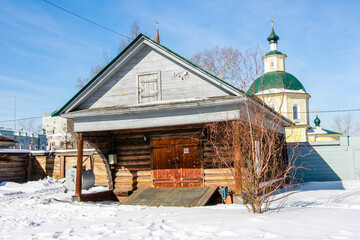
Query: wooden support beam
xmin=75 ymin=133 xmax=83 ymax=197
xmin=27 ymin=154 xmax=32 ymax=181
xmin=233 ymin=123 xmax=242 ymax=195
xmin=60 ymin=156 xmax=65 ymax=179
xmin=90 ymin=155 xmax=94 ymax=171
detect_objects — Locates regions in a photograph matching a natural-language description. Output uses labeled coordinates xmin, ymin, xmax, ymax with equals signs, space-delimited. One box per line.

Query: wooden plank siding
xmin=0 ymin=153 xmax=29 ymax=183
xmin=76 ymin=44 xmax=232 ymax=111
xmin=204 ymin=168 xmax=235 ymax=190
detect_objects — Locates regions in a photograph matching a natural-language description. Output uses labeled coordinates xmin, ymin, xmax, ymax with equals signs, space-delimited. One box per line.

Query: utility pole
xmin=14 ymin=95 xmax=16 ymax=130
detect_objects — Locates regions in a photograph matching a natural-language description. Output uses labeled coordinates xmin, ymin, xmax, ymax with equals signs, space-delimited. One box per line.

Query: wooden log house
xmin=52 ymin=34 xmax=292 ymax=201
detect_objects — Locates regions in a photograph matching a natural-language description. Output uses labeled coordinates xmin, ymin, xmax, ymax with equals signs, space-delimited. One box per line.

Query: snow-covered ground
xmin=1 ymin=178 xmax=360 ymax=240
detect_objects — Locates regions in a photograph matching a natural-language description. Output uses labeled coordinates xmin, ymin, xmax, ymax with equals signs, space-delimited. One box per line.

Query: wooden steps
xmin=121 ymin=186 xmax=219 ymax=207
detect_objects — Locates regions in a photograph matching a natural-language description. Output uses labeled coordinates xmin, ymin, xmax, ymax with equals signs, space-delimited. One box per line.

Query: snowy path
xmin=1 ymin=179 xmax=360 ymax=239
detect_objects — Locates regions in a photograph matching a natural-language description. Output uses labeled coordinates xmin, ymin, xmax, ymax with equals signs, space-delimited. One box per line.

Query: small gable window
xmin=137 ymin=72 xmax=161 ymax=103
xmin=293 ymin=104 xmax=299 ymax=120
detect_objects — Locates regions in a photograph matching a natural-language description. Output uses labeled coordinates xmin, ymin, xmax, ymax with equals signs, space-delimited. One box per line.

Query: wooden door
xmin=152 ymin=140 xmax=180 ymax=187
xmin=152 ymin=138 xmax=203 ymax=187
xmin=176 ymin=139 xmax=202 ymax=187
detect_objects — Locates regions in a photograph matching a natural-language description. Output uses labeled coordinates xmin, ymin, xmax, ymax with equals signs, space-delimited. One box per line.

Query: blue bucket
xmin=220 ymin=186 xmax=228 ymax=203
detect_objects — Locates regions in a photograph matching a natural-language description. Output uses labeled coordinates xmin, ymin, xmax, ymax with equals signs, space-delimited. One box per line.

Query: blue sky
xmin=0 ymin=0 xmax=359 ymax=131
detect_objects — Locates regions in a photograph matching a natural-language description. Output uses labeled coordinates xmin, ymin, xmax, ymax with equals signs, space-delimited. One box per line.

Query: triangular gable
xmin=52 ymin=34 xmax=243 ymax=116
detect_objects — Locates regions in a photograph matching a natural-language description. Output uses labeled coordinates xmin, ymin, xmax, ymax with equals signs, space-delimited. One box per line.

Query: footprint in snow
xmin=52 ymin=231 xmax=62 ymax=239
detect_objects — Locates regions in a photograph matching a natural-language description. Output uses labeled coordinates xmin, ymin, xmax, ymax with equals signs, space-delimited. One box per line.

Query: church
xmin=247 ymin=23 xmax=341 ymax=143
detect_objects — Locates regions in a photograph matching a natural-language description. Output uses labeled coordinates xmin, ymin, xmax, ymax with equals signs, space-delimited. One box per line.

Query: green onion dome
xmin=314 ymin=115 xmax=321 ymax=127
xmin=267 ymin=27 xmax=280 ymax=43
xmin=265 ymin=50 xmax=283 ymax=56
xmin=247 ymin=71 xmax=306 ymax=95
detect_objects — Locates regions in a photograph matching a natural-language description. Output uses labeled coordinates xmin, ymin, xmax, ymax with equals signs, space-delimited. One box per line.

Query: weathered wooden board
xmin=74 ymin=190 xmax=117 ymax=202
xmin=0 ymin=153 xmax=28 ymax=183
xmin=121 ymin=186 xmax=218 ymax=207
xmin=72 ymin=100 xmax=242 ymax=132
xmin=204 ymin=168 xmax=235 ymax=189
xmin=152 ymin=138 xmax=203 ymax=188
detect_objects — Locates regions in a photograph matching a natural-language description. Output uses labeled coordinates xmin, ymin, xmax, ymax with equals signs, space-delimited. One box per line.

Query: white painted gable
xmin=64 ymin=36 xmax=241 ymax=113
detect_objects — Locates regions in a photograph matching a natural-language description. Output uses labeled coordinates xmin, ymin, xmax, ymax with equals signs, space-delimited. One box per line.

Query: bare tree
xmin=190 ymin=46 xmax=263 ymax=89
xmin=61 ymin=132 xmax=77 ymax=149
xmin=332 ymin=113 xmax=360 ymax=136
xmin=77 ymin=22 xmax=141 ymax=89
xmin=119 ymin=21 xmax=141 ymax=53
xmin=76 ymin=64 xmax=105 ymax=89
xmin=193 ymin=46 xmax=303 ymax=213
xmin=205 ymin=92 xmax=306 ymax=213
xmin=18 ymin=119 xmax=42 ymax=134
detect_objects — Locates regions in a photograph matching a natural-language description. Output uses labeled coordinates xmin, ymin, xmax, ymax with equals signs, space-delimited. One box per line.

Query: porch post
xmin=234 ymin=148 xmax=242 ymax=194
xmin=75 ymin=133 xmax=83 ymax=197
xmin=233 ymin=121 xmax=242 ymax=195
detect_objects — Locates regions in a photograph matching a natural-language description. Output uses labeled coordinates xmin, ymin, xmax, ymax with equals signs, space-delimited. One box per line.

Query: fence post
xmin=27 ymin=153 xmax=32 ymax=181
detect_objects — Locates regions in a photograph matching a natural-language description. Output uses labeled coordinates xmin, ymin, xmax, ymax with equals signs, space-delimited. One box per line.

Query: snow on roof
xmin=0 ymin=149 xmax=31 ymax=154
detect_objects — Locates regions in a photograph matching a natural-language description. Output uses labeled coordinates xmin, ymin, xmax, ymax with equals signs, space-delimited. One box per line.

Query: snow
xmin=31 ymin=149 xmax=96 ymax=154
xmin=1 ymin=179 xmax=360 ymax=239
xmin=0 ymin=149 xmax=31 ymax=153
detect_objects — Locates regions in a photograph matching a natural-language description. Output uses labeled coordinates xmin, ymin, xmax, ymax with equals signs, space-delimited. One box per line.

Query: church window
xmin=270 ymin=61 xmax=274 ymax=67
xmin=293 ymin=104 xmax=299 ymax=120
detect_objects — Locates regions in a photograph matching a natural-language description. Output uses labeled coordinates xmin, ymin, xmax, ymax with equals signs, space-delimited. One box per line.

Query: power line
xmin=42 ymin=0 xmax=131 ymax=40
xmin=310 ymin=108 xmax=360 ymax=113
xmin=0 ymin=116 xmax=42 ymax=123
xmin=293 ymin=109 xmax=360 ymax=114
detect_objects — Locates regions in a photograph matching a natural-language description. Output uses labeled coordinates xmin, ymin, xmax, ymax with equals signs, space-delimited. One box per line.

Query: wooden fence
xmin=0 ymin=149 xmax=111 ymax=187
xmin=0 ymin=151 xmax=30 ymax=183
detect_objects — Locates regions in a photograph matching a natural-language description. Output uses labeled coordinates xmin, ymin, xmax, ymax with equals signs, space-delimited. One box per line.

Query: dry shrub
xmin=205 ymin=95 xmax=304 ymax=213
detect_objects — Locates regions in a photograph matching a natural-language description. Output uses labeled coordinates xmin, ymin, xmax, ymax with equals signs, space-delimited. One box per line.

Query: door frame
xmin=150 ymin=136 xmax=204 ymax=187
xmin=136 ymin=71 xmax=162 ymax=103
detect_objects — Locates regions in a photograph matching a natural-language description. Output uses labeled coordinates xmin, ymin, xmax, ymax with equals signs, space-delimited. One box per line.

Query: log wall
xmin=204 ymin=168 xmax=235 ymax=189
xmin=113 ymin=133 xmax=152 ymax=198
xmin=203 ymin=142 xmax=236 ymax=189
